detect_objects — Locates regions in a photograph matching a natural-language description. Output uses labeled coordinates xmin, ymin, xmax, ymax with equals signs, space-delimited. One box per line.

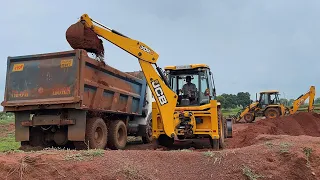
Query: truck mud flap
xmin=15 ymin=112 xmax=30 ymax=142
xmin=68 ymin=110 xmax=87 ymax=141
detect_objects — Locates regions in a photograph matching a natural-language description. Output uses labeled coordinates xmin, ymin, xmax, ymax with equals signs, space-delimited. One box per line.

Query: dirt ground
xmin=0 ymin=112 xmax=320 ymax=180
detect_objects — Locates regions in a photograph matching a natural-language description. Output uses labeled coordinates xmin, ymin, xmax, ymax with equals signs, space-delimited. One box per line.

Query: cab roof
xmin=164 ymin=64 xmax=209 ymax=70
xmin=259 ymin=90 xmax=279 ymax=94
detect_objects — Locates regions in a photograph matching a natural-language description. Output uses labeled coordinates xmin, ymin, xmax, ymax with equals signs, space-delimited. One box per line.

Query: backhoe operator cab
xmin=165 ymin=64 xmax=215 ymax=107
xmin=248 ymin=90 xmax=286 ymax=121
xmin=258 ymin=90 xmax=281 ymax=108
xmin=151 ymin=64 xmax=232 ymax=149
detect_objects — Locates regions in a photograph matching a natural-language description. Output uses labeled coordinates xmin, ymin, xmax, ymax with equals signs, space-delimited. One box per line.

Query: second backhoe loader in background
xmin=65 ymin=14 xmax=233 ymax=149
xmin=231 ymin=86 xmax=316 ymax=123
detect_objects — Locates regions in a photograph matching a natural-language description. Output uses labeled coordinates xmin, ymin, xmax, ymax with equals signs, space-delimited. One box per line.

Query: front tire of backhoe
xmin=107 ymin=120 xmax=127 ymax=150
xmin=157 ymin=134 xmax=174 ymax=147
xmin=265 ymin=108 xmax=280 ymax=119
xmin=244 ymin=113 xmax=255 ymax=123
xmin=218 ymin=111 xmax=225 ymax=149
xmin=210 ymin=138 xmax=219 ymax=150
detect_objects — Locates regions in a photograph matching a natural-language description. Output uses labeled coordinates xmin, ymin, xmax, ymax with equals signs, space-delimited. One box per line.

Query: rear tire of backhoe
xmin=74 ymin=117 xmax=108 ymax=150
xmin=107 ymin=120 xmax=127 ymax=150
xmin=265 ymin=108 xmax=280 ymax=119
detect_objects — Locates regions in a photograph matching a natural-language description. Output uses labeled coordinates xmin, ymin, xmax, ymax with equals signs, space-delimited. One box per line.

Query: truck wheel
xmin=244 ymin=113 xmax=255 ymax=123
xmin=86 ymin=117 xmax=108 ymax=149
xmin=265 ymin=108 xmax=280 ymax=119
xmin=29 ymin=127 xmax=47 ymax=147
xmin=108 ymin=120 xmax=127 ymax=150
xmin=157 ymin=134 xmax=174 ymax=147
xmin=142 ymin=115 xmax=152 ymax=144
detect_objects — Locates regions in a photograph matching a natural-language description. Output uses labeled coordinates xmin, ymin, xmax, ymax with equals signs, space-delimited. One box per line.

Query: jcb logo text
xmin=140 ymin=45 xmax=153 ymax=55
xmin=151 ymin=80 xmax=168 ymax=106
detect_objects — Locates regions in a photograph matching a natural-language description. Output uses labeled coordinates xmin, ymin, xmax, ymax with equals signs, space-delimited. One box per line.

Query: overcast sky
xmin=1 ymin=0 xmax=320 ymax=105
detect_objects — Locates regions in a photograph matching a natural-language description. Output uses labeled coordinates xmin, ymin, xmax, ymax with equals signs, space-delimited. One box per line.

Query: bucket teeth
xmin=66 ymin=21 xmax=104 ymax=59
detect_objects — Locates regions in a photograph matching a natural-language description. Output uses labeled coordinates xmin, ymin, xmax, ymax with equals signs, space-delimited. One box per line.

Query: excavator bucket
xmin=66 ymin=21 xmax=104 ymax=59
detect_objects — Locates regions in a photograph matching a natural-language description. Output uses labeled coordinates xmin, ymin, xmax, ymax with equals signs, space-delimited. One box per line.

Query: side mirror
xmin=256 ymin=93 xmax=258 ymax=101
xmin=213 ymin=88 xmax=216 ymax=96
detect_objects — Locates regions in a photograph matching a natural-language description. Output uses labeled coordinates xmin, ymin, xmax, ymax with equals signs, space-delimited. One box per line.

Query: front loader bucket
xmin=66 ymin=21 xmax=104 ymax=59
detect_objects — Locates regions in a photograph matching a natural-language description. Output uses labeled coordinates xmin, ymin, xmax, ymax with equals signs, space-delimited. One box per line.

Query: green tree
xmin=280 ymin=98 xmax=288 ymax=106
xmin=315 ymin=97 xmax=320 ymax=104
xmin=236 ymin=92 xmax=251 ymax=108
xmin=220 ymin=93 xmax=237 ymax=109
xmin=216 ymin=95 xmax=226 ymax=108
xmin=288 ymin=99 xmax=294 ymax=106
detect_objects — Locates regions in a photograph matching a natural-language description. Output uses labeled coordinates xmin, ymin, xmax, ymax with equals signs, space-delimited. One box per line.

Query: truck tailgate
xmin=3 ymin=51 xmax=79 ymax=106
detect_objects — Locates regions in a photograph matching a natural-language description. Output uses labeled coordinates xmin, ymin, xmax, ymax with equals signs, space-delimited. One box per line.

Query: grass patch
xmin=203 ymin=151 xmax=215 ymax=157
xmin=118 ymin=164 xmax=152 ymax=180
xmin=303 ymin=147 xmax=313 ymax=166
xmin=242 ymin=165 xmax=264 ymax=180
xmin=279 ymin=142 xmax=292 ymax=154
xmin=264 ymin=141 xmax=273 ymax=148
xmin=122 ymin=166 xmax=139 ymax=180
xmin=0 ymin=132 xmax=20 ymax=152
xmin=202 ymin=151 xmax=223 ymax=164
xmin=171 ymin=149 xmax=193 ymax=152
xmin=221 ymin=108 xmax=241 ymax=117
xmin=0 ymin=112 xmax=14 ymax=125
xmin=64 ymin=149 xmax=104 ymax=161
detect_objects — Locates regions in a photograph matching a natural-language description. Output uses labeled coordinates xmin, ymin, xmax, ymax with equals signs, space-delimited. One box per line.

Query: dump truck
xmin=1 ymin=50 xmax=153 ymax=150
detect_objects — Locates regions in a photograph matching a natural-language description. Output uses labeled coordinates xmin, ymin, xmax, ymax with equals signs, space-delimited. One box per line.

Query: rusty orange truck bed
xmin=1 ymin=49 xmax=152 ymax=150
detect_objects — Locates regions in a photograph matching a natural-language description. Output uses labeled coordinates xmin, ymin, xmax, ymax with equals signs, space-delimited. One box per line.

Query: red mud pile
xmin=66 ymin=21 xmax=104 ymax=58
xmin=126 ymin=71 xmax=144 ymax=79
xmin=228 ymin=112 xmax=320 ymax=148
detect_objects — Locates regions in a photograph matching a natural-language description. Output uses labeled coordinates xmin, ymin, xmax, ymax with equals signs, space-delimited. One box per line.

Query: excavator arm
xmin=289 ymin=86 xmax=315 ymax=114
xmin=239 ymin=102 xmax=259 ymax=118
xmin=232 ymin=101 xmax=258 ymax=122
xmin=67 ymin=14 xmax=178 ymax=138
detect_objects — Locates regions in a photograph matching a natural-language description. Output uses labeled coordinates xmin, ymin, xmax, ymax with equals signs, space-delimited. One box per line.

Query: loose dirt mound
xmin=227 ymin=112 xmax=320 ymax=148
xmin=0 ymin=135 xmax=319 ymax=180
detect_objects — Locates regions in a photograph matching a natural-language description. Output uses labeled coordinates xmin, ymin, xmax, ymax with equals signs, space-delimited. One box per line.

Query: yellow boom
xmin=289 ymin=86 xmax=315 ymax=114
xmin=67 ymin=14 xmax=178 ymax=138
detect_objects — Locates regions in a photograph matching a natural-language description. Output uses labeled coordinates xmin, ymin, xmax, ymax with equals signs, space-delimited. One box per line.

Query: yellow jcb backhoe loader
xmin=66 ymin=14 xmax=233 ymax=149
xmin=231 ymin=86 xmax=315 ymax=123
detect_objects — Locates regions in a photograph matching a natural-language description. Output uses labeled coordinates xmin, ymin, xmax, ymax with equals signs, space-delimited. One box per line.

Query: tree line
xmin=216 ymin=92 xmax=251 ymax=109
xmin=216 ymin=92 xmax=320 ymax=109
